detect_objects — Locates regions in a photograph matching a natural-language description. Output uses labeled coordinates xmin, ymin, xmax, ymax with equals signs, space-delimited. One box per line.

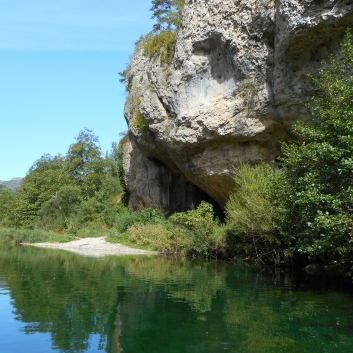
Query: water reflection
xmin=0 ymin=244 xmax=352 ymax=353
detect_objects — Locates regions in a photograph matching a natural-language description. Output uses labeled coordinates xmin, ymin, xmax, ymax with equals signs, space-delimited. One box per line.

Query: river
xmin=0 ymin=244 xmax=352 ymax=353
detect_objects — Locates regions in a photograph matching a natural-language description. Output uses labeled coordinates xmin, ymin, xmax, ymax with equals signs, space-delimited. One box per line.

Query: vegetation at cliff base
xmin=108 ymin=201 xmax=226 ymax=257
xmin=275 ymin=29 xmax=353 ymax=274
xmin=113 ymin=29 xmax=353 ymax=275
xmin=1 ymin=23 xmax=353 ymax=277
xmin=216 ymin=29 xmax=353 ymax=274
xmin=224 ymin=163 xmax=291 ymax=265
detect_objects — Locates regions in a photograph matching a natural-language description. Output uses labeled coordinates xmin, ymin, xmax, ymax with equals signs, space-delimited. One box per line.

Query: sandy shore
xmin=29 ymin=237 xmax=158 ymax=257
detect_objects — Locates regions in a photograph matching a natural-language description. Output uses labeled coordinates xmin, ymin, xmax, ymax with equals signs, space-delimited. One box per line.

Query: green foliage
xmin=0 ymin=228 xmax=75 ymax=244
xmin=0 ymin=188 xmax=15 ymax=225
xmin=113 ymin=209 xmax=139 ymax=233
xmin=66 ymin=127 xmax=107 ymax=198
xmin=143 ymin=30 xmax=177 ymax=65
xmin=117 ymin=135 xmax=130 ymax=206
xmin=124 ymin=222 xmax=189 ymax=253
xmin=226 ymin=164 xmax=277 ymax=235
xmin=278 ymin=29 xmax=353 ymax=274
xmin=10 ymin=154 xmax=71 ymax=227
xmin=0 ymin=129 xmax=122 ymax=233
xmin=108 ymin=202 xmax=225 ymax=258
xmin=38 ymin=185 xmax=82 ymax=230
xmin=131 ymin=108 xmax=149 ymax=133
xmin=143 ymin=0 xmax=185 ymax=65
xmin=126 ymin=85 xmax=149 ymax=134
xmin=150 ymin=0 xmax=185 ymax=32
xmin=169 ymin=201 xmax=223 ymax=257
xmin=118 ymin=67 xmax=130 ymax=84
xmin=225 ymin=163 xmax=291 ymax=265
xmin=114 ymin=206 xmax=166 ymax=234
xmin=238 ymin=78 xmax=261 ymax=107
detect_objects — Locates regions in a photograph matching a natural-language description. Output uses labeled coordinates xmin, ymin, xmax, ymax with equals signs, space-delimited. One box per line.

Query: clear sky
xmin=0 ymin=0 xmax=154 ymax=180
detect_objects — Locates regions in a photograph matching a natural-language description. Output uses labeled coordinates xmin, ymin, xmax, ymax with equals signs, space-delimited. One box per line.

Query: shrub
xmin=0 ymin=228 xmax=75 ymax=244
xmin=117 ymin=135 xmax=130 ymax=206
xmin=238 ymin=78 xmax=261 ymax=107
xmin=111 ymin=202 xmax=225 ymax=257
xmin=225 ymin=163 xmax=290 ymax=265
xmin=278 ymin=29 xmax=353 ymax=275
xmin=169 ymin=201 xmax=224 ymax=258
xmin=75 ymin=198 xmax=104 ymax=225
xmin=143 ymin=30 xmax=177 ymax=65
xmin=114 ymin=206 xmax=166 ymax=234
xmin=143 ymin=0 xmax=185 ymax=65
xmin=131 ymin=109 xmax=149 ymax=133
xmin=126 ymin=223 xmax=189 ymax=254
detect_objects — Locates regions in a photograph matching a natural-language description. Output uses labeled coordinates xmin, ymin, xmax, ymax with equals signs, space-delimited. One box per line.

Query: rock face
xmin=122 ymin=0 xmax=353 ymax=211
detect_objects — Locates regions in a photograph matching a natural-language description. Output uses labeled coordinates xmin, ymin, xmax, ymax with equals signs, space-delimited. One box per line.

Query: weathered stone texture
xmin=122 ymin=0 xmax=353 ymax=210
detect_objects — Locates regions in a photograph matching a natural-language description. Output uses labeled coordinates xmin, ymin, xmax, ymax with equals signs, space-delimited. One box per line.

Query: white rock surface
xmin=123 ymin=0 xmax=353 ymax=209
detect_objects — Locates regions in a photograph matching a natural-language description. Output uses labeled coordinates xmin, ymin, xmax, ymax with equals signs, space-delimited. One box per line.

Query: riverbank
xmin=27 ymin=237 xmax=159 ymax=257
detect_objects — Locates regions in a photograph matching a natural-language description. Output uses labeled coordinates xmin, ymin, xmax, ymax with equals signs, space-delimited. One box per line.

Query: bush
xmin=225 ymin=163 xmax=291 ymax=265
xmin=143 ymin=0 xmax=185 ymax=65
xmin=114 ymin=210 xmax=140 ymax=233
xmin=111 ymin=202 xmax=225 ymax=258
xmin=278 ymin=29 xmax=353 ymax=275
xmin=114 ymin=206 xmax=166 ymax=234
xmin=143 ymin=30 xmax=177 ymax=65
xmin=117 ymin=135 xmax=130 ymax=206
xmin=169 ymin=201 xmax=224 ymax=258
xmin=131 ymin=109 xmax=149 ymax=133
xmin=125 ymin=223 xmax=189 ymax=254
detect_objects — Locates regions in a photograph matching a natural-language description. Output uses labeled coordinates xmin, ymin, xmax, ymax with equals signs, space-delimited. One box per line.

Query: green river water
xmin=0 ymin=244 xmax=352 ymax=353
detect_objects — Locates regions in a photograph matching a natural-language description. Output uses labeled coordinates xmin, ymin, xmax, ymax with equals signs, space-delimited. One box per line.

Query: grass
xmin=143 ymin=30 xmax=177 ymax=65
xmin=0 ymin=228 xmax=76 ymax=244
xmin=131 ymin=109 xmax=149 ymax=134
xmin=106 ymin=230 xmax=157 ymax=251
xmin=108 ymin=202 xmax=226 ymax=258
xmin=0 ymin=224 xmax=116 ymax=245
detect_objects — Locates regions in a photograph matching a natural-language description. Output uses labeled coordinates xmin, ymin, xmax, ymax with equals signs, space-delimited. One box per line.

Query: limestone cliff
xmin=122 ymin=0 xmax=353 ymax=211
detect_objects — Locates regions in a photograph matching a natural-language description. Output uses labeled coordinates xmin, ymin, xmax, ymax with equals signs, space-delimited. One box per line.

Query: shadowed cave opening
xmin=149 ymin=157 xmax=224 ymax=220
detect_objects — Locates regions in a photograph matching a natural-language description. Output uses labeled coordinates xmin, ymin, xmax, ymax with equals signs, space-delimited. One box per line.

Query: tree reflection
xmin=0 ymin=245 xmax=352 ymax=353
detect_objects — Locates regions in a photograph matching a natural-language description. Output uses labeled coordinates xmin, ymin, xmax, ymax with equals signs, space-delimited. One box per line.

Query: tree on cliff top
xmin=150 ymin=0 xmax=185 ymax=32
xmin=143 ymin=0 xmax=185 ymax=64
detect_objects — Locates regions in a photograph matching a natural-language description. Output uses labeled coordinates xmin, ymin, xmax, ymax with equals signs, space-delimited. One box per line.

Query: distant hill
xmin=0 ymin=177 xmax=23 ymax=191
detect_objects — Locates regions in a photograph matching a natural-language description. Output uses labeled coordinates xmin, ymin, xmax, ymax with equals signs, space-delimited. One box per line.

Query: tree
xmin=38 ymin=185 xmax=82 ymax=230
xmin=150 ymin=0 xmax=185 ymax=32
xmin=10 ymin=154 xmax=71 ymax=227
xmin=66 ymin=128 xmax=102 ymax=182
xmin=0 ymin=187 xmax=15 ymax=225
xmin=278 ymin=30 xmax=353 ymax=274
xmin=65 ymin=128 xmax=108 ymax=199
xmin=143 ymin=0 xmax=185 ymax=65
xmin=5 ymin=129 xmax=122 ymax=229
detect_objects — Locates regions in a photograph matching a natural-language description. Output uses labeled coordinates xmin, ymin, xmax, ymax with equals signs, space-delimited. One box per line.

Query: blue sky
xmin=0 ymin=0 xmax=154 ymax=180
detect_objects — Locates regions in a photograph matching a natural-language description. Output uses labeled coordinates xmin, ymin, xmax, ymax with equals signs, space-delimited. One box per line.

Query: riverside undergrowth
xmin=1 ymin=27 xmax=353 ymax=277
